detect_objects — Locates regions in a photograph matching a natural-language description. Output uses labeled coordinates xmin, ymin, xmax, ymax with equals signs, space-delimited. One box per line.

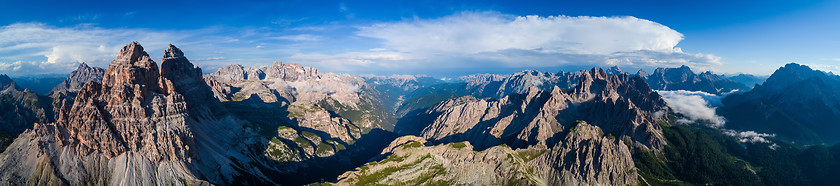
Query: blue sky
xmin=1 ymin=0 xmax=838 ymax=77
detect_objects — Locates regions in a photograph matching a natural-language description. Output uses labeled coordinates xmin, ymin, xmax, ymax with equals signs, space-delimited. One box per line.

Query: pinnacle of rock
xmin=164 ymin=44 xmax=185 ymax=58
xmin=103 ymin=41 xmax=160 ymax=88
xmin=116 ymin=41 xmax=152 ymax=64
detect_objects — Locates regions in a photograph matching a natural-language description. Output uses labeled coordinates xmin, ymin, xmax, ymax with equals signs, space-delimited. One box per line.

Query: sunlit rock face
xmin=0 ymin=42 xmax=277 ymax=185
xmin=400 ymin=68 xmax=668 ymax=151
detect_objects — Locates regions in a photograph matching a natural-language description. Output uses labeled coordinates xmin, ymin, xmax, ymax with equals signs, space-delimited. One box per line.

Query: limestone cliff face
xmin=0 ymin=42 xmax=276 ymax=185
xmin=50 ymin=63 xmax=105 ymax=94
xmin=336 ymin=122 xmax=637 ymax=186
xmin=204 ymin=62 xmax=394 ymax=167
xmin=530 ymin=122 xmax=637 ymax=186
xmin=643 ymin=65 xmax=749 ymax=94
xmin=458 ymin=69 xmax=583 ymax=99
xmin=0 ymin=76 xmax=51 ymax=141
xmin=48 ymin=63 xmax=105 ymax=121
xmin=205 ymin=62 xmax=390 ymax=131
xmin=401 ymin=68 xmax=667 ymax=151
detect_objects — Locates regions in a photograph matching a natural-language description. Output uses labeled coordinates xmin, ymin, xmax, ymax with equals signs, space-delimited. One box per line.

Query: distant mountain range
xmin=641 ymin=65 xmax=751 ymax=94
xmin=720 ymin=63 xmax=840 ymax=145
xmin=2 ymin=42 xmax=839 ymax=185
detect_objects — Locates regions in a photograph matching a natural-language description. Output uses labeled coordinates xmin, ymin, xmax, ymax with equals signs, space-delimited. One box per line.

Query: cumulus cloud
xmin=359 ymin=12 xmax=683 ymax=54
xmin=722 ymin=129 xmax=776 ymax=144
xmin=657 ymin=90 xmax=725 ymax=127
xmin=0 ymin=23 xmax=322 ymax=76
xmin=0 ymin=23 xmax=189 ymax=75
xmin=289 ymin=11 xmax=721 ymax=74
xmin=1 ymin=12 xmax=725 ymax=76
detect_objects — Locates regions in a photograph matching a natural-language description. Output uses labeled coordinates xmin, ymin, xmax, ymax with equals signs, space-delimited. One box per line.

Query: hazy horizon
xmin=2 ymin=0 xmax=839 ymax=77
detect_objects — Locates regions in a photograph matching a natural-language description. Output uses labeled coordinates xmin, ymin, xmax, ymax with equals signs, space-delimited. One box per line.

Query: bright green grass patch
xmin=316 ymin=142 xmax=334 ymax=154
xmin=449 ymin=142 xmax=467 ymax=149
xmin=402 ymin=141 xmax=424 ymax=149
xmin=354 ymin=154 xmax=432 ymax=185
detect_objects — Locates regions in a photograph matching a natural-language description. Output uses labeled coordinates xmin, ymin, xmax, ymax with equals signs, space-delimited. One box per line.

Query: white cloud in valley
xmin=722 ymin=129 xmax=776 ymax=144
xmin=657 ymin=90 xmax=725 ymax=127
xmin=658 ymin=90 xmax=779 ymax=146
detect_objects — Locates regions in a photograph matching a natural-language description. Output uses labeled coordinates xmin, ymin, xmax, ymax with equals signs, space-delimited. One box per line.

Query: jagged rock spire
xmin=116 ymin=41 xmax=151 ymax=64
xmin=0 ymin=74 xmax=16 ymax=90
xmin=102 ymin=41 xmax=160 ymax=90
xmin=160 ymin=44 xmax=201 ymax=82
xmin=164 ymin=44 xmax=185 ymax=58
xmin=50 ymin=62 xmax=105 ymax=93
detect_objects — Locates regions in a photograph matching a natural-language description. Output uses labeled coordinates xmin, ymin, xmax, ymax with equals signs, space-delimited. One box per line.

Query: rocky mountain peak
xmin=761 ymin=63 xmax=828 ymax=90
xmin=637 ymin=69 xmax=649 ymax=78
xmin=0 ymin=42 xmax=280 ymax=185
xmin=160 ymin=44 xmax=201 ymax=81
xmin=102 ymin=41 xmax=160 ymax=91
xmin=77 ymin=62 xmax=90 ymax=69
xmin=0 ymin=74 xmax=18 ymax=91
xmin=51 ymin=62 xmax=105 ymax=93
xmin=607 ymin=65 xmax=627 ymax=75
xmin=116 ymin=41 xmax=152 ymax=65
xmin=644 ymin=65 xmax=748 ymax=94
xmin=163 ymin=44 xmax=185 ymax=58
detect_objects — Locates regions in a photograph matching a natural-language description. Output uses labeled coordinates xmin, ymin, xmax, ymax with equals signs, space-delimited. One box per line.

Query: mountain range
xmin=0 ymin=42 xmax=837 ymax=185
xmin=720 ymin=63 xmax=840 ymax=145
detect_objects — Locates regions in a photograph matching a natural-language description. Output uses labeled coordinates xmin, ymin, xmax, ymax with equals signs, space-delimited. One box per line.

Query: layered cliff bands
xmin=0 ymin=42 xmax=276 ymax=185
xmin=0 ymin=75 xmax=52 ymax=151
xmin=369 ymin=68 xmax=667 ymax=185
xmin=643 ymin=65 xmax=749 ymax=94
xmin=459 ymin=69 xmax=583 ymax=99
xmin=205 ymin=62 xmax=390 ymax=131
xmin=337 ymin=122 xmax=637 ymax=185
xmin=50 ymin=63 xmax=104 ymax=94
xmin=400 ymin=68 xmax=667 ymax=151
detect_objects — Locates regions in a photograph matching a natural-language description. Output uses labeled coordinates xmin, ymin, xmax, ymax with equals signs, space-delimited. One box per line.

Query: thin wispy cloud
xmin=271 ymin=34 xmax=323 ymax=41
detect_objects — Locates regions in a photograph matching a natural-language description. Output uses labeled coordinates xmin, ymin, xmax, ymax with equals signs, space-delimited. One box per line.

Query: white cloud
xmin=657 ymin=90 xmax=726 ymax=127
xmin=359 ymin=12 xmax=683 ymax=54
xmin=0 ymin=23 xmax=330 ymax=76
xmin=0 ymin=23 xmax=185 ymax=75
xmin=0 ymin=12 xmax=725 ymax=76
xmin=288 ymin=11 xmax=721 ymax=74
xmin=722 ymin=129 xmax=775 ymax=144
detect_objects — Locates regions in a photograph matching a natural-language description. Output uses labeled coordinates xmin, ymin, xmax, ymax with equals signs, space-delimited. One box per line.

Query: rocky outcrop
xmin=0 ymin=74 xmax=18 ymax=90
xmin=203 ymin=59 xmax=400 ymax=185
xmin=335 ymin=121 xmax=637 ymax=185
xmin=50 ymin=63 xmax=104 ymax=94
xmin=0 ymin=76 xmax=52 ymax=152
xmin=399 ymin=68 xmax=668 ymax=151
xmin=0 ymin=42 xmax=278 ymax=185
xmin=360 ymin=74 xmax=445 ymax=113
xmin=48 ymin=63 xmax=105 ymax=120
xmin=643 ymin=65 xmax=748 ymax=94
xmin=205 ymin=62 xmax=390 ymax=131
xmin=531 ymin=122 xmax=636 ymax=185
xmin=459 ymin=69 xmax=583 ymax=99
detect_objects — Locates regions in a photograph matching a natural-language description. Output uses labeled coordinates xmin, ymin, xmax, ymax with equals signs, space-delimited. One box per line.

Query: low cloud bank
xmin=657 ymin=90 xmax=725 ymax=127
